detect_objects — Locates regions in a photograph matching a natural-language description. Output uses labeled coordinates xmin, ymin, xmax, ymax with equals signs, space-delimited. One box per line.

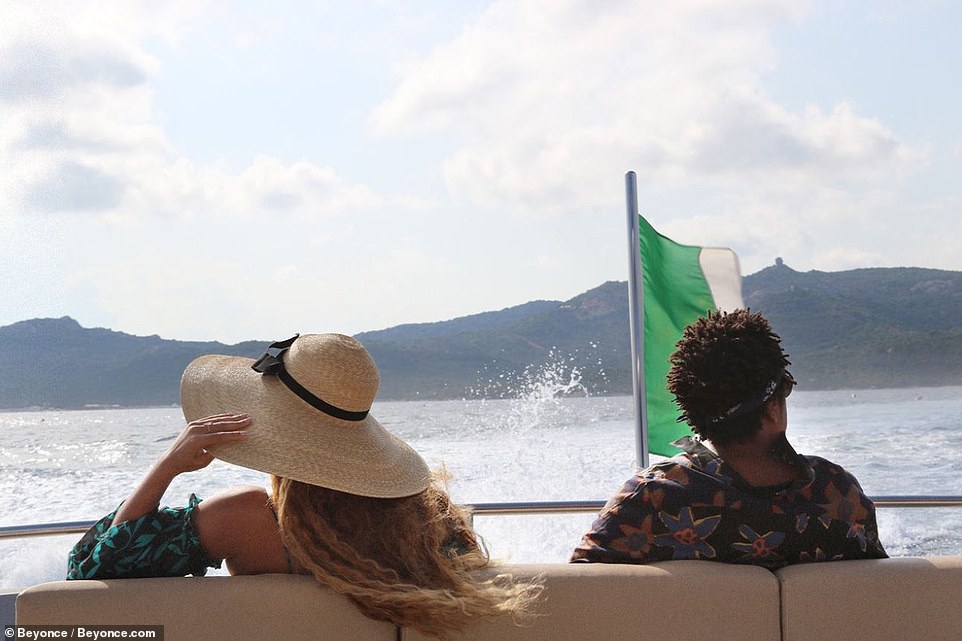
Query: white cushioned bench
xmin=17 ymin=557 xmax=962 ymax=641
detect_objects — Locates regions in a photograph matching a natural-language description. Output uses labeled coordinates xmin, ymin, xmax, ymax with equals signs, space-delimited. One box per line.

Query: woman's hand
xmin=156 ymin=413 xmax=252 ymax=477
xmin=110 ymin=413 xmax=251 ymax=527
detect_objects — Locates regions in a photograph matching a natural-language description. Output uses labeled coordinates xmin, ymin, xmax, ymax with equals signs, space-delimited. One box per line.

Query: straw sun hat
xmin=180 ymin=333 xmax=431 ymax=498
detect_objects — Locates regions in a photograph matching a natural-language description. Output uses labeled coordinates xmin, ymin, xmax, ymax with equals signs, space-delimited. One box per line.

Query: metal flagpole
xmin=625 ymin=171 xmax=650 ymax=470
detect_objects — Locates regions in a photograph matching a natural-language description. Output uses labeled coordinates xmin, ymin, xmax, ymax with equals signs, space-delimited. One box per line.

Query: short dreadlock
xmin=667 ymin=309 xmax=792 ymax=446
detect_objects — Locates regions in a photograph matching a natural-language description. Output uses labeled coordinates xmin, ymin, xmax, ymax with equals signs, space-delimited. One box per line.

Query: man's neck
xmin=713 ymin=436 xmax=804 ymax=488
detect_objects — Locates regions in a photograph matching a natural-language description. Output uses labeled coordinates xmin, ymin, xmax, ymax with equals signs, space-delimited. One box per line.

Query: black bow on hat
xmin=251 ymin=334 xmax=369 ymax=422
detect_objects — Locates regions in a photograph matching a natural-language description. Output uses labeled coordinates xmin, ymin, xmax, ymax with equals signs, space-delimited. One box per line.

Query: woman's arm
xmin=111 ymin=413 xmax=250 ymax=526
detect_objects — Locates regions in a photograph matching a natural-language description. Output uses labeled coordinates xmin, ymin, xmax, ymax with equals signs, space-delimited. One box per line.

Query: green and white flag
xmin=636 ymin=215 xmax=744 ymax=456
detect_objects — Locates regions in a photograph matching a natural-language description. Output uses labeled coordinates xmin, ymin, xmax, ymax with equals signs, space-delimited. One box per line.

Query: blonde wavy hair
xmin=270 ymin=474 xmax=542 ymax=639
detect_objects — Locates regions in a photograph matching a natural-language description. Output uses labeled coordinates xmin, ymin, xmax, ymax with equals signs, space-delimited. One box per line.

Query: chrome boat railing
xmin=471 ymin=495 xmax=962 ymax=515
xmin=3 ymin=496 xmax=962 ymax=540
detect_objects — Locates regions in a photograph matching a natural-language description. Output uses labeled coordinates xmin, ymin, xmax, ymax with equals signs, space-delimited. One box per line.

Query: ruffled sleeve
xmin=67 ymin=494 xmax=222 ymax=579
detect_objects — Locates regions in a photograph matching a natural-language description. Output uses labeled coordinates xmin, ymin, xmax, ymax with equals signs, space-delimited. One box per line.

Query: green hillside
xmin=358 ymin=282 xmax=629 ymax=399
xmin=745 ymin=260 xmax=962 ymax=388
xmin=2 ymin=261 xmax=961 ymax=408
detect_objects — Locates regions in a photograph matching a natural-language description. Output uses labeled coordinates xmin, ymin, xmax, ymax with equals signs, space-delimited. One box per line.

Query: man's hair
xmin=667 ymin=309 xmax=791 ymax=446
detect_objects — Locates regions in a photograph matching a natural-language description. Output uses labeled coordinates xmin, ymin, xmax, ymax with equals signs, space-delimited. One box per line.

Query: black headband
xmin=251 ymin=334 xmax=370 ymax=422
xmin=676 ymin=370 xmax=793 ymax=428
xmin=708 ymin=377 xmax=780 ymax=425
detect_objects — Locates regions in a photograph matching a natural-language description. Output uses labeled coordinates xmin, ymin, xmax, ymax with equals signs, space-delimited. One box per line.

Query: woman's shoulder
xmin=193 ymin=485 xmax=290 ymax=574
xmin=202 ymin=485 xmax=272 ymax=510
xmin=193 ymin=486 xmax=274 ymax=547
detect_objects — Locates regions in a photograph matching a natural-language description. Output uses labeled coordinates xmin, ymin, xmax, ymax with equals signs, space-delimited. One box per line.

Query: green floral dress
xmin=67 ymin=495 xmax=222 ymax=579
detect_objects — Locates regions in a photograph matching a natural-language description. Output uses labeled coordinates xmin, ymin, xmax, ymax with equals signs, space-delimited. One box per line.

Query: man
xmin=571 ymin=309 xmax=886 ymax=569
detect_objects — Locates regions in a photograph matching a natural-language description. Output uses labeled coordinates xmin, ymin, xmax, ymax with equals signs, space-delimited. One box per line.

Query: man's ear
xmin=763 ymin=396 xmax=784 ymax=425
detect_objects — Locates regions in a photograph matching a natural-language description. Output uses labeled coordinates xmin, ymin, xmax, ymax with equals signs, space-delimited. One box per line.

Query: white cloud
xmin=373 ymin=0 xmax=925 ymax=226
xmin=0 ymin=1 xmax=444 ymax=339
xmin=0 ymin=2 xmax=395 ymax=224
xmin=1 ymin=0 xmax=958 ymax=340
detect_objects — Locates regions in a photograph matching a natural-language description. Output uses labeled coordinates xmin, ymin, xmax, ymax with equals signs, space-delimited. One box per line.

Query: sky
xmin=1 ymin=0 xmax=960 ymax=343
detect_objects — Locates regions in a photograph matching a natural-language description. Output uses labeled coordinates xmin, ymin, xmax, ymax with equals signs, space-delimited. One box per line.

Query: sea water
xmin=2 ymin=385 xmax=962 ymax=588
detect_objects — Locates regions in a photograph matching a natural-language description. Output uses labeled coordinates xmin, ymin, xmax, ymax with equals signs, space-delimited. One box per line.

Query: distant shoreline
xmin=5 ymin=267 xmax=962 ymax=408
xmin=3 ymin=382 xmax=961 ymax=413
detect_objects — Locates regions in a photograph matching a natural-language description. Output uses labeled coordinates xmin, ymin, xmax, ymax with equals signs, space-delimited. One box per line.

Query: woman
xmin=68 ymin=333 xmax=540 ymax=638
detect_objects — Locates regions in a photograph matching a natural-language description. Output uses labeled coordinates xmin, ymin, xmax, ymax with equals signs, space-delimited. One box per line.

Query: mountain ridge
xmin=2 ymin=262 xmax=961 ymax=408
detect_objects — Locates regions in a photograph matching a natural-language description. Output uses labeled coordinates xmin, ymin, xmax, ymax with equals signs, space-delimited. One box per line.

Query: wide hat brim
xmin=180 ymin=353 xmax=431 ymax=499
